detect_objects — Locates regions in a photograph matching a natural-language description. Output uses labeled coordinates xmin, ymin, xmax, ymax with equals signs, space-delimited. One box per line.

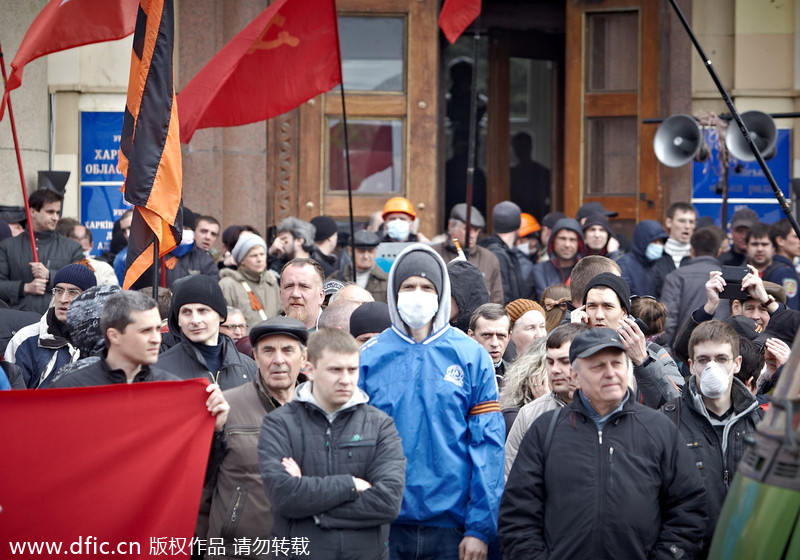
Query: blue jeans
xmin=389 ymin=524 xmax=463 ymax=560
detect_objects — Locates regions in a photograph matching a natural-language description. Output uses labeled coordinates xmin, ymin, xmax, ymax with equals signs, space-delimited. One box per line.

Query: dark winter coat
xmin=156 ymin=335 xmax=256 ymax=391
xmin=204 ymin=376 xmax=283 ymax=558
xmin=165 ymin=245 xmax=220 ymax=288
xmin=617 ymin=220 xmax=671 ymax=298
xmin=662 ymin=377 xmax=762 ymax=556
xmin=50 ymin=356 xmax=179 ymax=387
xmin=259 ymin=382 xmax=406 ymax=560
xmin=499 ymin=390 xmax=707 ymax=559
xmin=0 ymin=230 xmax=84 ymax=313
xmin=659 ymin=255 xmax=722 ymax=345
xmin=479 ymin=234 xmax=533 ymax=304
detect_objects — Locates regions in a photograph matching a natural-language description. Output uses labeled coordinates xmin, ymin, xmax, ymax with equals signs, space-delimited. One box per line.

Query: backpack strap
xmin=662 ymin=396 xmax=682 ymax=428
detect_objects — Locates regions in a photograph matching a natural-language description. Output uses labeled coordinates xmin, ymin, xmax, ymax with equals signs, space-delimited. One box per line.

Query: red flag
xmin=119 ymin=0 xmax=183 ymax=289
xmin=0 ymin=379 xmax=214 ymax=559
xmin=178 ymin=0 xmax=342 ymax=143
xmin=0 ymin=0 xmax=138 ymax=120
xmin=438 ymin=0 xmax=482 ymax=44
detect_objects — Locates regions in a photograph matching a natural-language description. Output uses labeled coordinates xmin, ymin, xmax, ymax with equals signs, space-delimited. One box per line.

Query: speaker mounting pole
xmin=667 ymin=0 xmax=800 ymax=237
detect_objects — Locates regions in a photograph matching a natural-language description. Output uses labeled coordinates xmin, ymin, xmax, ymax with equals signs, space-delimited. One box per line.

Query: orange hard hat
xmin=382 ymin=197 xmax=416 ymax=220
xmin=518 ymin=213 xmax=541 ymax=237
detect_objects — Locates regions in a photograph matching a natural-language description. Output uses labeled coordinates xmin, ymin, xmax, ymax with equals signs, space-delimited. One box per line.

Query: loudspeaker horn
xmin=654 ymin=114 xmax=707 ymax=167
xmin=726 ymin=110 xmax=777 ymax=162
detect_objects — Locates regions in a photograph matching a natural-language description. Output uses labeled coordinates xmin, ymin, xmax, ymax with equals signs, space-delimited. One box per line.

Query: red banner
xmin=438 ymin=0 xmax=482 ymax=44
xmin=178 ymin=0 xmax=342 ymax=143
xmin=1 ymin=0 xmax=138 ymax=120
xmin=0 ymin=379 xmax=214 ymax=559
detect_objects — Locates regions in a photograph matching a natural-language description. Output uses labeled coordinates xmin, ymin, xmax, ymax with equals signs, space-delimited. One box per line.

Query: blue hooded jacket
xmin=358 ymin=244 xmax=505 ymax=544
xmin=617 ymin=220 xmax=669 ymax=297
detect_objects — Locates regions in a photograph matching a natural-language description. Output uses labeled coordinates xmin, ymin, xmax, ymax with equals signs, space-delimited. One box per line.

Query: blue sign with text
xmin=80 ymin=112 xmax=130 ymax=255
xmin=692 ymin=128 xmax=792 ymax=227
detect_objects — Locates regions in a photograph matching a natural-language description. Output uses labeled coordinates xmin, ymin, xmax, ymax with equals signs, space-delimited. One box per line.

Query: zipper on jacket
xmin=608 ymin=447 xmax=614 ymax=490
xmin=221 ymin=486 xmax=247 ymax=540
xmin=325 ymin=426 xmax=333 ymax=474
xmin=723 ymin=469 xmax=730 ymax=489
xmin=598 ymin=430 xmax=603 ymax=445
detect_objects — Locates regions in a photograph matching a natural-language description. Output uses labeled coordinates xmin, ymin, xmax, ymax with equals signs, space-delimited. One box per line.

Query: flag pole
xmin=667 ymin=0 xmax=800 ymax=239
xmin=0 ymin=42 xmax=39 ymax=262
xmin=463 ymin=22 xmax=481 ymax=251
xmin=330 ymin=3 xmax=356 ymax=283
xmin=338 ymin=86 xmax=356 ymax=283
xmin=152 ymin=235 xmax=159 ymax=300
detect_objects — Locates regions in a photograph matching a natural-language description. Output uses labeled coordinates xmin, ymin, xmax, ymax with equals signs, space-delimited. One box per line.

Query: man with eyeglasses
xmin=219 ymin=307 xmax=248 ymax=342
xmin=662 ymin=320 xmax=762 ymax=558
xmin=4 ymin=263 xmax=96 ymax=387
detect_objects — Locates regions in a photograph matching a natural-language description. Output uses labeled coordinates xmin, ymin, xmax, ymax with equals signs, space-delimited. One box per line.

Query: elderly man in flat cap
xmin=201 ymin=316 xmax=308 ymax=559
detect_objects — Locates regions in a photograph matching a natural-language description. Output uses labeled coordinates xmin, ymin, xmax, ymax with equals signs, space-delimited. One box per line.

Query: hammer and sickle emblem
xmin=248 ymin=13 xmax=300 ymax=54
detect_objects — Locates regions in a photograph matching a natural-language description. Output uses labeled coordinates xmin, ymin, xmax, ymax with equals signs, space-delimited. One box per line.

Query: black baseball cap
xmin=569 ymin=328 xmax=626 ymax=362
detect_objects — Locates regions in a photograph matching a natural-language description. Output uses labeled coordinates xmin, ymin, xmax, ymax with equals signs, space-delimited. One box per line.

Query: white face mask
xmin=697 ymin=361 xmax=731 ymax=399
xmin=517 ymin=242 xmax=531 ymax=256
xmin=181 ymin=229 xmax=195 ymax=246
xmin=386 ymin=219 xmax=410 ymax=241
xmin=397 ymin=291 xmax=438 ymax=329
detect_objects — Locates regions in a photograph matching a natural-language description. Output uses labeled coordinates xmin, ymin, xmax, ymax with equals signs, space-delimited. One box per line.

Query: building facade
xmin=0 ymin=0 xmax=797 ymax=244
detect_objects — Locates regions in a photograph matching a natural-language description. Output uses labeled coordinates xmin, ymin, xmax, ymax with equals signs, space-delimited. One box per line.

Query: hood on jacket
xmin=65 ymin=285 xmax=121 ymax=356
xmin=294 ymin=379 xmax=369 ymax=422
xmin=582 ymin=214 xmax=616 ymax=254
xmin=387 ymin=243 xmax=452 ymax=339
xmin=631 ymin=220 xmax=669 ymax=259
xmin=447 ymin=259 xmax=489 ymax=333
xmin=547 ymin=217 xmax=585 ymax=263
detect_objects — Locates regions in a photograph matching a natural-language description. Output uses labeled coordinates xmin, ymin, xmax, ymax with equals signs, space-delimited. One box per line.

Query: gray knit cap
xmin=231 ymin=232 xmax=267 ymax=264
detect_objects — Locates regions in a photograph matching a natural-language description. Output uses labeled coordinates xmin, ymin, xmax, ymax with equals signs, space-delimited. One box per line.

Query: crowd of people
xmin=1 ymin=189 xmax=797 ymax=559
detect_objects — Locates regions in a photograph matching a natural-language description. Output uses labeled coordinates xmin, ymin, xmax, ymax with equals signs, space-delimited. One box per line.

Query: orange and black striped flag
xmin=119 ymin=0 xmax=182 ymax=289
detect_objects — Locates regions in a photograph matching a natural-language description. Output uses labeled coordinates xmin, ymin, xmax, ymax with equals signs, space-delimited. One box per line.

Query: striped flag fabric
xmin=438 ymin=0 xmax=482 ymax=44
xmin=177 ymin=0 xmax=342 ymax=143
xmin=119 ymin=0 xmax=183 ymax=289
xmin=1 ymin=0 xmax=138 ymax=120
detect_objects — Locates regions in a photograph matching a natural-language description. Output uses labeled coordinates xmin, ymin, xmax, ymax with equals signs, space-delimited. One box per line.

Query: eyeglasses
xmin=221 ymin=324 xmax=247 ymax=331
xmin=52 ymin=287 xmax=82 ymax=299
xmin=694 ymin=356 xmax=733 ymax=366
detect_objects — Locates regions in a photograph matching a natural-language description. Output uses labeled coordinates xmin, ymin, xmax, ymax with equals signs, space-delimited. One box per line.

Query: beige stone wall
xmin=692 ymin=0 xmax=800 ymax=180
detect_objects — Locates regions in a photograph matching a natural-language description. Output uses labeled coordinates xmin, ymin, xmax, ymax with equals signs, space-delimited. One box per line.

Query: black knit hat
xmin=393 ymin=250 xmax=443 ymax=297
xmin=349 ymin=301 xmax=391 ymax=338
xmin=583 ymin=272 xmax=631 ymax=313
xmin=492 ymin=201 xmax=522 ymax=233
xmin=311 ymin=216 xmax=338 ymax=242
xmin=169 ymin=275 xmax=228 ymax=332
xmin=53 ymin=263 xmax=97 ymax=292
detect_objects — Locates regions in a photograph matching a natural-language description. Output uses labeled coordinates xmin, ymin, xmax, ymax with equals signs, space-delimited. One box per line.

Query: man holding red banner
xmin=51 ymin=290 xmax=229 ymax=430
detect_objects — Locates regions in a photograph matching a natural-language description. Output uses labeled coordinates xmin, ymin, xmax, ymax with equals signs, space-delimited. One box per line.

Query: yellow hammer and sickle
xmin=247 ymin=13 xmax=300 ymax=54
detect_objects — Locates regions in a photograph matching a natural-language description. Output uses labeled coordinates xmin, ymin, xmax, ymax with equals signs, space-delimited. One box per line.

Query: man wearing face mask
xmin=617 ymin=220 xmax=671 ymax=298
xmin=662 ymin=320 xmax=762 ymax=558
xmin=380 ymin=197 xmax=429 ymax=243
xmin=359 ymin=244 xmax=505 ymax=560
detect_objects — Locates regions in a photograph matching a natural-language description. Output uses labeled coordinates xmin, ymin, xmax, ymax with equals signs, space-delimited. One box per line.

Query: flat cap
xmin=249 ymin=316 xmax=309 ymax=347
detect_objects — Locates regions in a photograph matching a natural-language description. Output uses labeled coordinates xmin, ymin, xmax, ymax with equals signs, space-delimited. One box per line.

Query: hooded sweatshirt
xmin=358 ymin=243 xmax=505 ymax=544
xmin=532 ymin=218 xmax=585 ymax=299
xmin=617 ymin=220 xmax=670 ymax=297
